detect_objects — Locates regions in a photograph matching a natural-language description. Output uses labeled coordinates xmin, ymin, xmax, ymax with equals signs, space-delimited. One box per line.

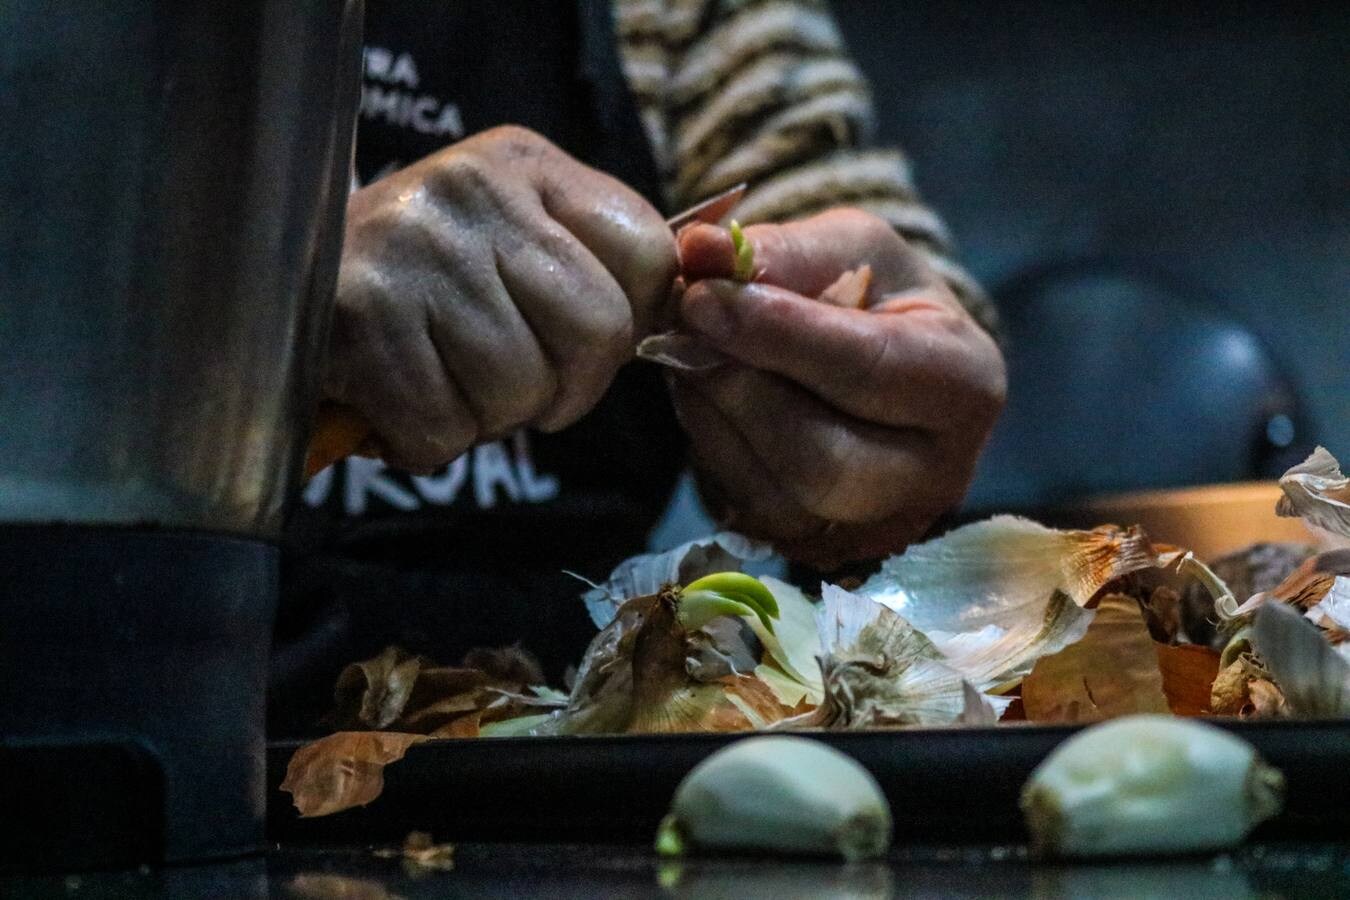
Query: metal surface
xmin=664 ymin=182 xmax=747 ymax=232
xmin=0 ymin=527 xmax=278 ymax=869
xmin=0 ymin=0 xmax=364 ymax=872
xmin=0 ymin=0 xmax=364 ymax=537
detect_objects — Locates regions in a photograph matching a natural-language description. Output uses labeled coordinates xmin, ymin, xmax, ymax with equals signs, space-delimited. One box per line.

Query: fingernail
xmin=684 ymin=282 xmax=737 ymax=341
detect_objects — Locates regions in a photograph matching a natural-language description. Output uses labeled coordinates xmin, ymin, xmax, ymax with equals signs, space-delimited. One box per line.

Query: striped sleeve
xmin=612 ymin=0 xmax=998 ymax=335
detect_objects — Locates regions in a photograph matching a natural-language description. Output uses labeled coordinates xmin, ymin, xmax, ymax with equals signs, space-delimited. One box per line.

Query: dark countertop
xmin=12 ymin=723 xmax=1350 ymax=896
xmin=7 ymin=842 xmax=1350 ymax=899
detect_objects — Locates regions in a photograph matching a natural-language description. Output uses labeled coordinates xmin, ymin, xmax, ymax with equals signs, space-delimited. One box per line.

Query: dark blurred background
xmin=654 ymin=1 xmax=1348 ymax=546
xmin=833 ymin=0 xmax=1349 ymax=511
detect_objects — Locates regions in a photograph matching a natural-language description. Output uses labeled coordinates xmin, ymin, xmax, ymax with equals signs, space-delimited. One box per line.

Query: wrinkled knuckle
xmin=548 ymin=365 xmax=608 ymax=426
xmin=422 ymin=395 xmax=478 ymax=453
xmin=533 ymin=221 xmax=575 ymax=260
xmin=486 ymin=124 xmax=545 ymax=147
xmin=558 ymin=272 xmax=633 ymax=347
xmin=480 ymin=124 xmax=553 ymax=160
xmin=586 ymin=298 xmax=636 ymax=353
xmin=332 ymin=268 xmax=395 ymax=355
xmin=472 ymin=408 xmax=515 ymax=443
xmin=477 ymin=369 xmax=557 ymax=439
xmin=384 ymin=390 xmax=474 ymax=473
xmin=350 ymin=203 xmax=419 ymax=248
xmin=398 ymin=209 xmax=450 ymax=254
xmin=555 ymin=312 xmax=629 ymax=396
xmin=426 ymin=152 xmax=492 ymax=198
xmin=618 ymin=236 xmax=678 ymax=320
xmin=334 ymin=256 xmax=385 ymax=311
xmin=351 ymin=193 xmax=445 ymax=257
xmin=634 ymin=227 xmax=679 ymax=279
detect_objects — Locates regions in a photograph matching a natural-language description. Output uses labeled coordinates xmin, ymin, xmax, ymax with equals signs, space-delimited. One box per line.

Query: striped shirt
xmin=612 ymin=0 xmax=997 ymax=334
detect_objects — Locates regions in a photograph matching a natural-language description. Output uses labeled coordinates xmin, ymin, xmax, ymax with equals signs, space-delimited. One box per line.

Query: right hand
xmin=325 ymin=126 xmax=677 ymax=473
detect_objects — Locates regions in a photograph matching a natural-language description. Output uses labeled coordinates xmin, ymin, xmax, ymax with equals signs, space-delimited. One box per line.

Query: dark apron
xmin=271 ymin=0 xmax=684 ymax=736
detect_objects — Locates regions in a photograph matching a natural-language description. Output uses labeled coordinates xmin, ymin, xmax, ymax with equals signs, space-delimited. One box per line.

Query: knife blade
xmin=664 ymin=182 xmax=746 ymax=232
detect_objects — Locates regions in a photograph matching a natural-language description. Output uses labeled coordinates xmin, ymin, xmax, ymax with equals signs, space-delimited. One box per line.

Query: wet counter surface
xmin=8 ymin=842 xmax=1350 ymax=899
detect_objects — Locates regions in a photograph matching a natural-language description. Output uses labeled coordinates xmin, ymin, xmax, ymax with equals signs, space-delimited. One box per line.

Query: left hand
xmin=671 ymin=209 xmax=1006 ymax=568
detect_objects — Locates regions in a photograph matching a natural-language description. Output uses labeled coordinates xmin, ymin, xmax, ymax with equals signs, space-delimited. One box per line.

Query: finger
xmin=676 ymin=223 xmax=735 ymax=282
xmin=678 ymin=208 xmax=938 ymax=300
xmin=519 ymin=143 xmax=677 ymax=336
xmin=678 ymin=367 xmax=958 ymax=567
xmin=670 ymin=380 xmax=827 ymax=542
xmin=495 ymin=225 xmax=633 ymax=432
xmin=680 ymin=279 xmax=1004 ymax=431
xmin=414 ymin=229 xmax=559 ymax=445
xmin=326 ymin=264 xmax=479 ymax=474
xmin=682 ymin=366 xmax=953 ymax=524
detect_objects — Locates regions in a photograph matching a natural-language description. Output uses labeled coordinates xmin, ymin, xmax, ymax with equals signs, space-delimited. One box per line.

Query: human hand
xmin=671 ymin=209 xmax=1006 ymax=568
xmin=324 ymin=126 xmax=677 ymax=473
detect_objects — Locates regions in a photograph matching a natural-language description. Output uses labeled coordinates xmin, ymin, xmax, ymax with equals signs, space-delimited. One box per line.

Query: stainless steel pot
xmin=0 ymin=0 xmax=364 ymax=870
xmin=0 ymin=0 xmax=363 ymax=537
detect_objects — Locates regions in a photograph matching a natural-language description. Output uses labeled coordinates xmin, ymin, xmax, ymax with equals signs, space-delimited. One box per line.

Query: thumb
xmin=676 ymin=222 xmax=737 ymax=282
xmin=678 ymin=208 xmax=936 ymax=300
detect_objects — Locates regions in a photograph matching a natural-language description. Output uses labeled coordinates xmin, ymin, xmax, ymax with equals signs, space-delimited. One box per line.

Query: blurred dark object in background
xmin=972 ymin=264 xmax=1306 ymax=509
xmin=832 ymin=1 xmax=1349 ymax=511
